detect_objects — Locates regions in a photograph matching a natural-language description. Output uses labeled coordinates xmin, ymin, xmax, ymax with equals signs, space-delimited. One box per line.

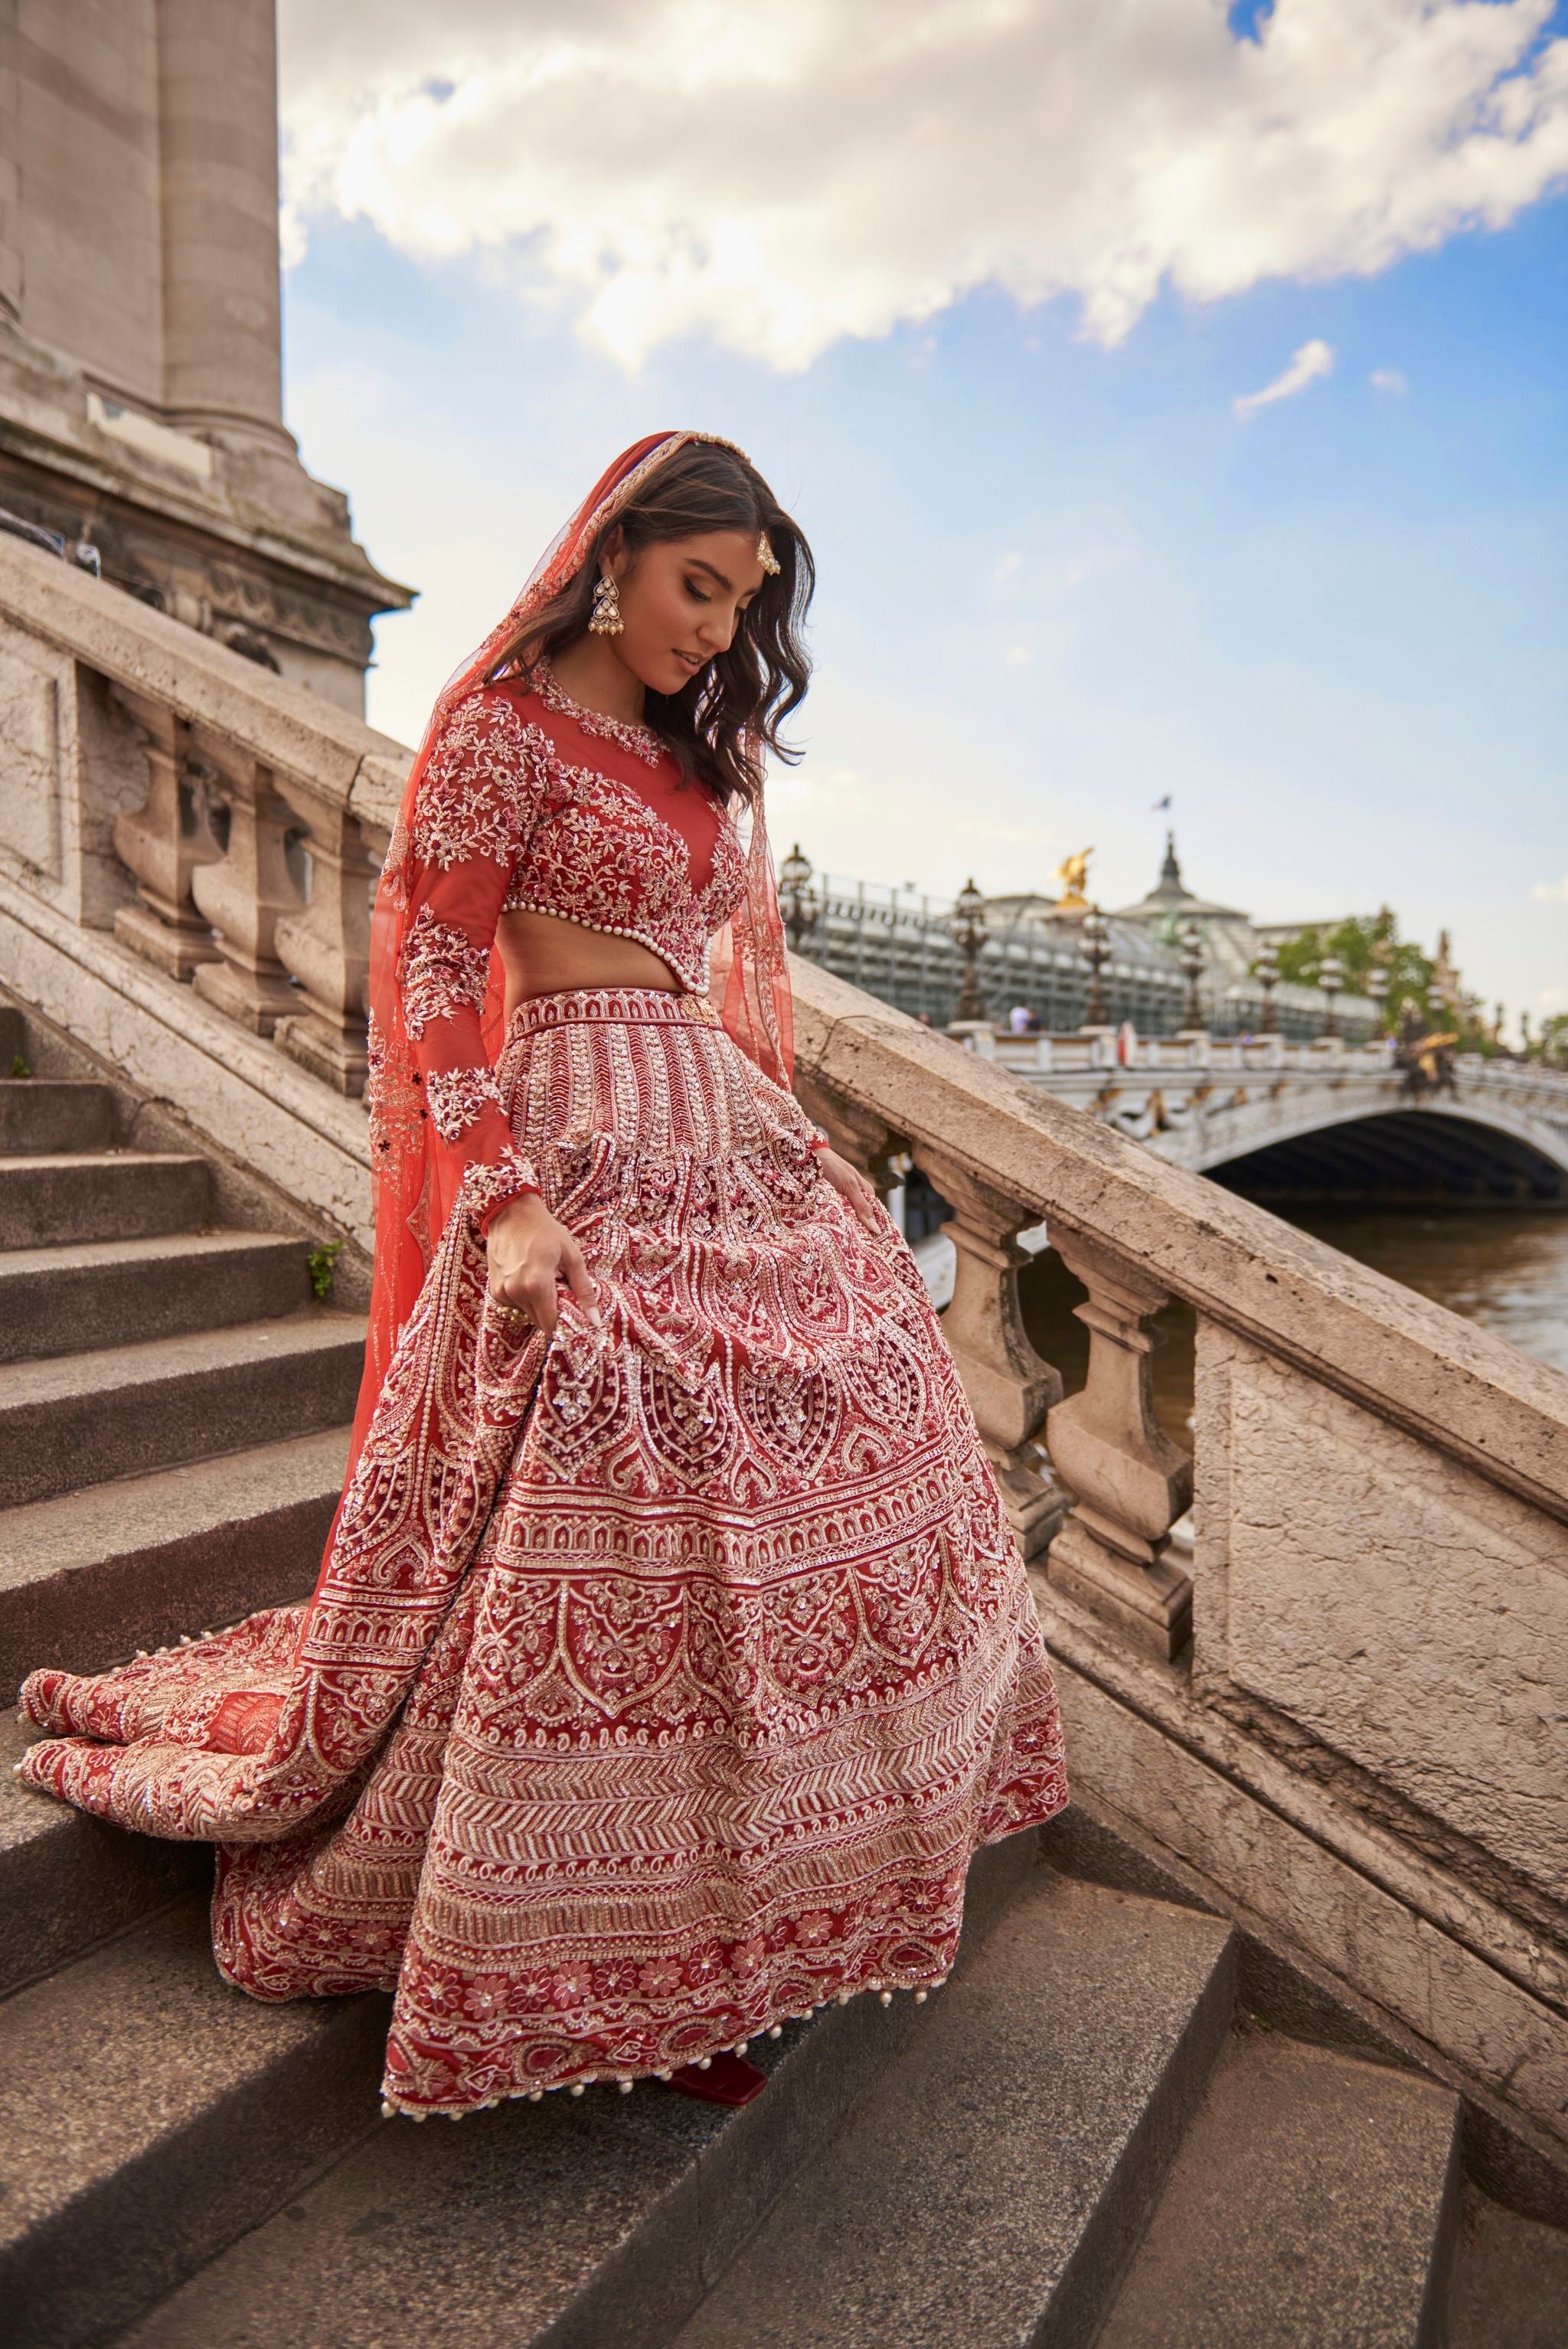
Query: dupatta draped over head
xmin=353 ymin=430 xmax=797 ymax=1478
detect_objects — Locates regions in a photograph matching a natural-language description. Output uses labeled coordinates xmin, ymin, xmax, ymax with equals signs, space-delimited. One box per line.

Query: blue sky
xmin=278 ymin=1 xmax=1567 ymax=1029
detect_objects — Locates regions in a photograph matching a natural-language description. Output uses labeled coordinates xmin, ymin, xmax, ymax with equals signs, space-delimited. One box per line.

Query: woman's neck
xmin=545 ymin=634 xmax=647 ymax=727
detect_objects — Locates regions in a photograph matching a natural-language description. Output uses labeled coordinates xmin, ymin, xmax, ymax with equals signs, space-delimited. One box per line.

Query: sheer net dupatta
xmin=707 ymin=777 xmax=794 ymax=1092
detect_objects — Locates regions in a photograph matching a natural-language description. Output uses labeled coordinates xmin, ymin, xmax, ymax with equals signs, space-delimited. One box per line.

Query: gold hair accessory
xmin=756 ymin=531 xmax=780 ymax=577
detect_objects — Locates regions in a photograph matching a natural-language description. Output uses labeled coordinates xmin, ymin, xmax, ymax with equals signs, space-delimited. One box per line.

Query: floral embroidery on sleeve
xmin=400 ymin=908 xmax=492 ymax=1041
xmin=410 ymin=689 xmax=547 ymax=871
xmin=462 ymin=1147 xmax=541 ymax=1226
xmin=426 ymin=1063 xmax=502 ymax=1143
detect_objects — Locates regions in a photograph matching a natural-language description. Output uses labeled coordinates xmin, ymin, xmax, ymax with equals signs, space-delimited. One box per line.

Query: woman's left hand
xmin=817 ymin=1148 xmax=880 ymax=1231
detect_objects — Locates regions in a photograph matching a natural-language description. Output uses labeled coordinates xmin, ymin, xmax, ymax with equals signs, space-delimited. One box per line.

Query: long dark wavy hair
xmin=487 ymin=439 xmax=813 ymax=806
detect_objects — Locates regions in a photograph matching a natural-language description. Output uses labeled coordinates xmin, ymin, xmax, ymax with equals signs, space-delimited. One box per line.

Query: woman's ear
xmin=603 ymin=524 xmax=629 ymax=583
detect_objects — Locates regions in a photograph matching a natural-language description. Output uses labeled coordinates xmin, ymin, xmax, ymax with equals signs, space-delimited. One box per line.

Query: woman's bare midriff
xmin=496 ymin=907 xmax=683 ymax=1026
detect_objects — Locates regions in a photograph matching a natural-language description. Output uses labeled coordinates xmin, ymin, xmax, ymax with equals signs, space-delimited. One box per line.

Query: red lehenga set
xmin=18 ymin=433 xmax=1066 ymax=2118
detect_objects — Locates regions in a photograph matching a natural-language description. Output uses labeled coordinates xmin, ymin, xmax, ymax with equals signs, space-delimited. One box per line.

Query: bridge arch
xmin=1204 ymin=1103 xmax=1568 ymax=1210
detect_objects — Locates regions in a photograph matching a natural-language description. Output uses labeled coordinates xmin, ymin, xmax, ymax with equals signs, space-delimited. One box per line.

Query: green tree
xmin=1534 ymin=1013 xmax=1568 ymax=1070
xmin=1274 ymin=909 xmax=1437 ymax=1034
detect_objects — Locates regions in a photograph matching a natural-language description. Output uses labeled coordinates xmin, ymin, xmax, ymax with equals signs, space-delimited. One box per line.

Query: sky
xmin=276 ymin=0 xmax=1568 ymax=1031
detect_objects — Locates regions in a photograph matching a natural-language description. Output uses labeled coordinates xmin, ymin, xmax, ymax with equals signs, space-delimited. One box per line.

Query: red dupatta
xmin=348 ymin=431 xmax=795 ymax=1484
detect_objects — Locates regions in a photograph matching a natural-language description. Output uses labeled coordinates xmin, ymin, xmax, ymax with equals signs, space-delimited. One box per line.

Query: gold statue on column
xmin=1052 ymin=848 xmax=1095 ymax=913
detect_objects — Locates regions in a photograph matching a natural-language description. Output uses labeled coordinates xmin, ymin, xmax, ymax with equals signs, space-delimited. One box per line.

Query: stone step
xmin=1445 ymin=2180 xmax=1568 ymax=2348
xmin=0 ymin=1229 xmax=314 ymax=1365
xmin=1095 ymin=2033 xmax=1462 ymax=2348
xmin=0 ymin=1895 xmax=388 ymax=2349
xmin=0 ymin=1313 xmax=366 ymax=1508
xmin=0 ymin=1426 xmax=350 ymax=1706
xmin=0 ymin=1708 xmax=204 ymax=2000
xmin=0 ymin=1151 xmax=211 ymax=1250
xmin=0 ymin=1079 xmax=114 ymax=1155
xmin=669 ymin=1875 xmax=1236 ymax=2349
xmin=113 ymin=1831 xmax=1046 ymax=2349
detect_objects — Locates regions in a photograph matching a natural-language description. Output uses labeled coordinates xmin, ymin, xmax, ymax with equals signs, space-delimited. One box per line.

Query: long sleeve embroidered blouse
xmin=393 ymin=671 xmax=749 ymax=1227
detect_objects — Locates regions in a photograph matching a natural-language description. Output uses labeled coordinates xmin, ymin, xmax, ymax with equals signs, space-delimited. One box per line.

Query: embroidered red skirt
xmin=20 ymin=987 xmax=1067 ymax=2116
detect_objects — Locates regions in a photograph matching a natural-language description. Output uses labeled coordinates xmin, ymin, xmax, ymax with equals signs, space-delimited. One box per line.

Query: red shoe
xmin=666 ymin=2051 xmax=768 ymax=2107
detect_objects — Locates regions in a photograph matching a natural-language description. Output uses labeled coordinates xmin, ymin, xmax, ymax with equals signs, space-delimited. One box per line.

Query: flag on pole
xmin=1151 ymin=794 xmax=1172 ymax=812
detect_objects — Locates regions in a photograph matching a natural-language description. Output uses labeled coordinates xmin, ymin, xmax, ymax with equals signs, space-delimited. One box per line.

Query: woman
xmin=18 ymin=432 xmax=1067 ymax=2120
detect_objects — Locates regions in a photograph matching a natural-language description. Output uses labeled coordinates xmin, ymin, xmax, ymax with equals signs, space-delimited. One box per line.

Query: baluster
xmin=271 ymin=782 xmax=377 ymax=1096
xmin=1044 ymin=1230 xmax=1193 ymax=1658
xmin=188 ymin=729 xmax=304 ymax=1033
xmin=913 ymin=1145 xmax=1065 ymax=1562
xmin=792 ymin=1080 xmax=903 ymax=1196
xmin=110 ymin=688 xmax=221 ymax=978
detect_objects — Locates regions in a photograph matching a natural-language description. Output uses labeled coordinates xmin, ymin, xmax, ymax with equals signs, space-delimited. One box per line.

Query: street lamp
xmin=1178 ymin=920 xmax=1205 ymax=1032
xmin=1250 ymin=939 xmax=1279 ymax=1034
xmin=950 ymin=876 xmax=989 ymax=1024
xmin=1365 ymin=961 xmax=1389 ymax=1038
xmin=1318 ymin=952 xmax=1344 ymax=1041
xmin=1080 ymin=904 xmax=1112 ymax=1028
xmin=777 ymin=843 xmax=819 ymax=952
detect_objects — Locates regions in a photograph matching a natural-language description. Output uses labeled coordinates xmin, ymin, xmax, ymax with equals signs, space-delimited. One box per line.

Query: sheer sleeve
xmin=399 ymin=689 xmax=545 ymax=1226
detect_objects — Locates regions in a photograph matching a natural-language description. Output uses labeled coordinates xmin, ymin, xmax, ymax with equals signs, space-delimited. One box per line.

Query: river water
xmin=1018 ymin=1207 xmax=1568 ymax=1447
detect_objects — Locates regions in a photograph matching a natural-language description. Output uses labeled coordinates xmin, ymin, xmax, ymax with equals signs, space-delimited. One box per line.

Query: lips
xmin=674 ymin=651 xmax=704 ymax=675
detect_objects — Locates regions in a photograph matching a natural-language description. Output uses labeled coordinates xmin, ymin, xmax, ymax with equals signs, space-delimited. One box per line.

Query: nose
xmin=699 ymin=603 xmax=739 ymax=655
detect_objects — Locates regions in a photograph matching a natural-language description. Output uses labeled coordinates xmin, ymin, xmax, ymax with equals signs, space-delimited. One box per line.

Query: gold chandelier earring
xmin=588 ymin=571 xmax=623 ymax=635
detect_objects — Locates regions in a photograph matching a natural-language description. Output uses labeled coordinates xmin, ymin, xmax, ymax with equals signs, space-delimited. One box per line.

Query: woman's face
xmin=606 ymin=528 xmax=768 ymax=698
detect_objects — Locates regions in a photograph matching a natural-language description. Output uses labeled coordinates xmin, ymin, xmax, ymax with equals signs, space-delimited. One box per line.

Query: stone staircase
xmin=2 ymin=1000 xmax=1566 ymax=2347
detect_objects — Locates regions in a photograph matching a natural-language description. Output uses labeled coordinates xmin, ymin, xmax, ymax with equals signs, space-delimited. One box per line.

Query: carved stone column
xmin=1045 ymin=1229 xmax=1194 ymax=1658
xmin=188 ymin=731 xmax=303 ymax=1033
xmin=111 ymin=689 xmax=222 ymax=978
xmin=914 ymin=1145 xmax=1065 ymax=1562
xmin=271 ymin=784 xmax=376 ymax=1095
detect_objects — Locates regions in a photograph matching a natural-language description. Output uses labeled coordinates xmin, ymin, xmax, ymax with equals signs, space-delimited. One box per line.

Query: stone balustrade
xmin=2 ymin=531 xmax=1567 ymax=2210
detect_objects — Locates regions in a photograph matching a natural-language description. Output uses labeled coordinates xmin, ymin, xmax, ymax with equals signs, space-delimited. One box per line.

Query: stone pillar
xmin=188 ymin=730 xmax=304 ymax=1033
xmin=156 ymin=0 xmax=292 ymax=451
xmin=110 ymin=688 xmax=223 ymax=978
xmin=272 ymin=786 xmax=377 ymax=1095
xmin=915 ymin=1146 xmax=1066 ymax=1562
xmin=0 ymin=31 xmax=21 ymax=327
xmin=1044 ymin=1230 xmax=1194 ymax=1658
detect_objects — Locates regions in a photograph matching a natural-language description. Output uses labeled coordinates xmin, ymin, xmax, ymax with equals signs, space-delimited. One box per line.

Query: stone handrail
xmin=2 ymin=537 xmax=1567 ymax=2198
xmin=0 ymin=531 xmax=407 ymax=1097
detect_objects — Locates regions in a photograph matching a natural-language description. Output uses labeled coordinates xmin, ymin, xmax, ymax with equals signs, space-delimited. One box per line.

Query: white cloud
xmin=1370 ymin=365 xmax=1410 ymax=394
xmin=1232 ymin=337 xmax=1335 ymax=420
xmin=1531 ymin=875 xmax=1568 ymax=900
xmin=277 ymin=0 xmax=1568 ymax=371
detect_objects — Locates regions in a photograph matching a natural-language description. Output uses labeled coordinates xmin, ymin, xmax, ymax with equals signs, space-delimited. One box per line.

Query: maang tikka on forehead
xmin=756 ymin=530 xmax=780 ymax=576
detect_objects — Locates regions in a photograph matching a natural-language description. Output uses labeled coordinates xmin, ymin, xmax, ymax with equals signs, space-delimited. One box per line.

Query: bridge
xmin=965 ymin=1026 xmax=1568 ymax=1204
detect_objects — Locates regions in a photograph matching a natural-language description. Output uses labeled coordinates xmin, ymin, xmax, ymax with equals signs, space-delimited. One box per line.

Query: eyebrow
xmin=684 ymin=556 xmax=761 ymax=598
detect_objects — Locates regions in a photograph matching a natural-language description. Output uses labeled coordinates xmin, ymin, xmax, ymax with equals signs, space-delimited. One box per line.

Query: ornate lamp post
xmin=950 ymin=876 xmax=989 ymax=1024
xmin=777 ymin=842 xmax=819 ymax=952
xmin=1250 ymin=939 xmax=1279 ymax=1034
xmin=1318 ymin=952 xmax=1344 ymax=1041
xmin=1364 ymin=960 xmax=1389 ymax=1038
xmin=1178 ymin=920 xmax=1205 ymax=1032
xmin=1080 ymin=904 xmax=1111 ymax=1028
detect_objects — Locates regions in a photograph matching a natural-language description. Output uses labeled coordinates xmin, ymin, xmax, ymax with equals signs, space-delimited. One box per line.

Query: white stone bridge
xmin=965 ymin=1027 xmax=1568 ymax=1205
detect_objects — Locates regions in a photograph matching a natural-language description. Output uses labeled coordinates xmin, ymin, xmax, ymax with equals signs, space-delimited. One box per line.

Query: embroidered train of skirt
xmin=18 ymin=984 xmax=1067 ymax=2116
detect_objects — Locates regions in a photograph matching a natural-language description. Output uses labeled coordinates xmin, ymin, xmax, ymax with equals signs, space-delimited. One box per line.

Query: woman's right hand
xmin=485 ymin=1193 xmax=601 ymax=1341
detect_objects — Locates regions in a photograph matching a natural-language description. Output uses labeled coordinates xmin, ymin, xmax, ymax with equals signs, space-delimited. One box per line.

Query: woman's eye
xmin=684 ymin=579 xmax=710 ymax=604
